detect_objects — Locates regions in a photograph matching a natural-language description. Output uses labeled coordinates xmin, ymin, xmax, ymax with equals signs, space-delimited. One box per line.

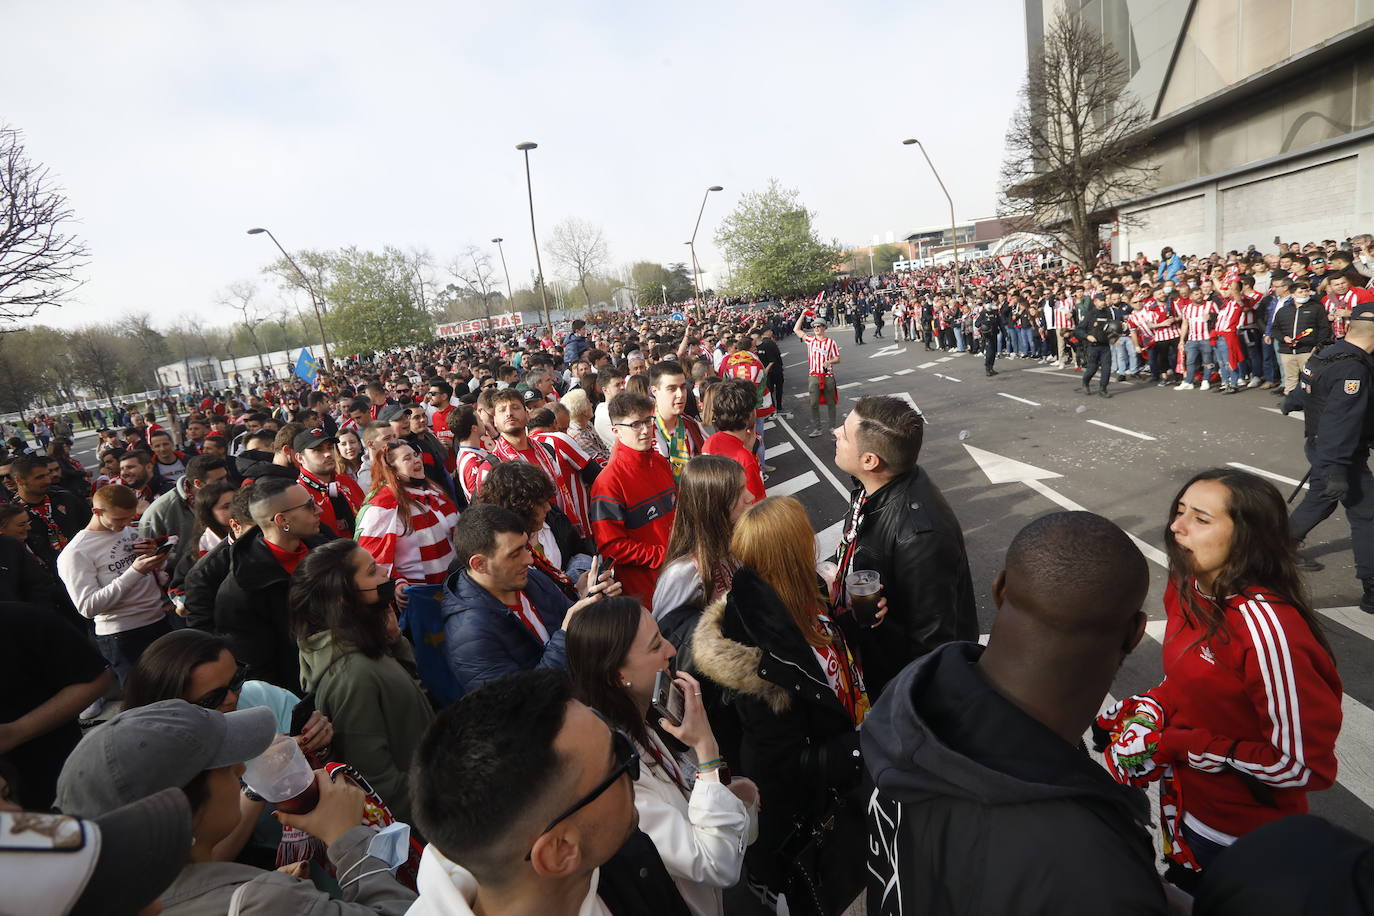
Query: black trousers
xmin=984 ymin=342 xmax=997 ymax=372
xmin=854 ymin=323 xmax=865 ymax=344
xmin=767 ymin=374 xmax=783 ymax=412
xmin=1150 ymin=339 xmax=1178 ymax=379
xmin=1082 ymin=344 xmax=1111 ymax=391
xmin=1289 ymin=442 xmax=1374 ymax=579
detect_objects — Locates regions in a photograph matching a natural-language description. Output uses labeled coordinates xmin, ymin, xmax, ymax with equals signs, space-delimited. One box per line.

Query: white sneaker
xmin=79 ymin=698 xmax=106 ymax=721
xmin=1200 ymin=380 xmax=1211 ymax=391
xmin=1247 ymin=377 xmax=1261 ymax=388
xmin=1175 ymin=382 xmax=1195 ymax=390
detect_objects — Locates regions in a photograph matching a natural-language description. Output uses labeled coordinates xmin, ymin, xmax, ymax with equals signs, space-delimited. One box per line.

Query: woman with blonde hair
xmin=560 ymin=387 xmax=610 ymax=464
xmin=691 ymin=496 xmax=870 ymax=916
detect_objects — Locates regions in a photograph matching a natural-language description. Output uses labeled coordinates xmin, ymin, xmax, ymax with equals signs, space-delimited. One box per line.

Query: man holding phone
xmin=57 ymin=484 xmax=173 ymax=685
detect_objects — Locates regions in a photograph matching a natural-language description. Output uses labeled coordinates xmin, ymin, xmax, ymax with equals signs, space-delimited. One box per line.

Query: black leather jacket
xmin=844 ymin=466 xmax=977 ymax=698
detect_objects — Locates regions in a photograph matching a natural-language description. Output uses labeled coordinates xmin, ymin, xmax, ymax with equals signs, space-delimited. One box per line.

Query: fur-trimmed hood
xmin=690 ymin=566 xmax=839 ymax=717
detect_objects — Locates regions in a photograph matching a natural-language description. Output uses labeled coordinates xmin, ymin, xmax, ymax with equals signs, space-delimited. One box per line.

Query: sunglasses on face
xmin=524 ymin=722 xmax=638 ymax=861
xmin=193 ymin=664 xmax=248 ymax=709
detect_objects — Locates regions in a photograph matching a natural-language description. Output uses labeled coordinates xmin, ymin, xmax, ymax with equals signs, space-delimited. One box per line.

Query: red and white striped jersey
xmin=1214 ymin=299 xmax=1243 ymax=334
xmin=355 ymin=485 xmax=458 ymax=587
xmin=1053 ymin=301 xmax=1075 ymax=330
xmin=1148 ymin=301 xmax=1181 ymax=341
xmin=1327 ymin=290 xmax=1356 ymax=339
xmin=719 ymin=349 xmax=775 ymax=418
xmin=1181 ymin=301 xmax=1217 ymax=339
xmin=493 ymin=435 xmax=588 ymax=537
xmin=805 ymin=334 xmax=839 ymax=376
xmin=531 ymin=430 xmax=594 ymax=535
xmin=456 ymin=445 xmax=491 ymax=501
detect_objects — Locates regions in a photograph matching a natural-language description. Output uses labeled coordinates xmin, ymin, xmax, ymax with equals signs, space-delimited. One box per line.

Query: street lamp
xmin=515 ymin=142 xmax=554 ymax=334
xmin=490 ymin=237 xmax=514 ymax=307
xmin=901 ymin=139 xmax=962 ymax=300
xmin=688 ymin=185 xmax=723 ymax=321
xmin=246 ymin=226 xmax=333 ymax=371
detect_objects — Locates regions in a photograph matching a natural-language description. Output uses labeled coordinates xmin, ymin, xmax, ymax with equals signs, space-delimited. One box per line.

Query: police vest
xmin=1300 ymin=349 xmax=1374 ymax=442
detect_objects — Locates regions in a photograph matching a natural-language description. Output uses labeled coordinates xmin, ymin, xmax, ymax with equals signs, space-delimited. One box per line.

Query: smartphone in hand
xmin=650 ymin=669 xmax=685 ymax=727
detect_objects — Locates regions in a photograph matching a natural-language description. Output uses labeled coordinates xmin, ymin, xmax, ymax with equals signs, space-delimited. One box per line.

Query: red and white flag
xmin=815 ymin=291 xmax=825 ymax=304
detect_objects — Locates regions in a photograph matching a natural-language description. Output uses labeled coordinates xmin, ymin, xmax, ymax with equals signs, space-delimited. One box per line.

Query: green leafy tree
xmin=324 ymin=247 xmax=435 ymax=354
xmin=714 ymin=180 xmax=843 ymax=298
xmin=629 ymin=262 xmax=694 ymax=306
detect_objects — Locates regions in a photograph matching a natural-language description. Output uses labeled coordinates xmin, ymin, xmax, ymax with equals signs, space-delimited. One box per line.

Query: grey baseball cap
xmin=1 ymin=787 xmax=192 ymax=916
xmin=56 ymin=699 xmax=277 ymax=818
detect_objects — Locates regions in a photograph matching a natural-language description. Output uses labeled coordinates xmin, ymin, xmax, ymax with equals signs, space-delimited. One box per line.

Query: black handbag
xmin=776 ymin=789 xmax=861 ymax=916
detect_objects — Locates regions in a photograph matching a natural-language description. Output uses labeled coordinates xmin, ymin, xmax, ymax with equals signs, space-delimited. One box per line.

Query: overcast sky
xmin=6 ymin=0 xmax=1026 ymax=331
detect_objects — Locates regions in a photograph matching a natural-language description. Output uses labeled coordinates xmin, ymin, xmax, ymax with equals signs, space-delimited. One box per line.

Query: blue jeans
xmin=1111 ymin=338 xmax=1138 ymax=374
xmin=1215 ymin=336 xmax=1239 ymax=387
xmin=96 ymin=616 xmax=174 ymax=686
xmin=1184 ymin=339 xmax=1215 ymax=380
xmin=952 ymin=327 xmax=965 ymax=351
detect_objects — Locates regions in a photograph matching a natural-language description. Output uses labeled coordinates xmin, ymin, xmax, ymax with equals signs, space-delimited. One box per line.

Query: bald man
xmin=862 ymin=512 xmax=1170 ymax=915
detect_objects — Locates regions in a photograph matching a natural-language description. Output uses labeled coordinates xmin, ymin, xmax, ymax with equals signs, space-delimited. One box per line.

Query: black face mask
xmin=365 ymin=579 xmax=396 ymax=610
xmin=407 ymin=476 xmax=428 ymax=488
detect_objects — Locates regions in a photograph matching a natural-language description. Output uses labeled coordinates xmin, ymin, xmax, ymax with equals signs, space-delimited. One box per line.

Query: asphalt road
xmin=766 ymin=328 xmax=1374 ymax=842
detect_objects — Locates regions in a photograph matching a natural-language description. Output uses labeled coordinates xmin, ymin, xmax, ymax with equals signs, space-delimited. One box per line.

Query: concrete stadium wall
xmin=1117 ymin=138 xmax=1374 ymax=257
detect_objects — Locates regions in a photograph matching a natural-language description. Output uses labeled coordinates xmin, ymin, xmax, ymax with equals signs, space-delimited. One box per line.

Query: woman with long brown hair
xmin=691 ymin=496 xmax=869 ymax=916
xmin=1099 ymin=467 xmax=1342 ymax=889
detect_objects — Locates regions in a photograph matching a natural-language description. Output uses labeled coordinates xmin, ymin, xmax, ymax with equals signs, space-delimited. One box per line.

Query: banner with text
xmin=435 ymin=312 xmax=536 ymax=338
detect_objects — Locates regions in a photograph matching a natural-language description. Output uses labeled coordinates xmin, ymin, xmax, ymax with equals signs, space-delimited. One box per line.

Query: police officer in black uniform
xmin=976 ymin=303 xmax=1001 ymax=377
xmin=1288 ymin=302 xmax=1374 ymax=613
xmin=1075 ymin=294 xmax=1118 ymax=399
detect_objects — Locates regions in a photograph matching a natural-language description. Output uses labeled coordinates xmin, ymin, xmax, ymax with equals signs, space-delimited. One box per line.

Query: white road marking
xmin=785 ymin=361 xmax=806 ymax=368
xmin=770 ymin=470 xmax=819 ymax=498
xmin=1260 ymin=406 xmax=1304 ymax=422
xmin=814 ymin=519 xmax=845 ymax=561
xmin=774 ymin=416 xmax=850 ymax=497
xmin=793 ymin=393 xmax=808 ymax=399
xmin=933 ymin=374 xmax=961 ymax=383
xmin=868 ymin=375 xmax=891 ymax=382
xmin=1086 ymin=419 xmax=1156 ymax=441
xmin=997 ymin=393 xmax=1041 ymax=407
xmin=763 ymin=421 xmax=776 ymax=431
xmin=838 ymin=382 xmax=862 ymax=390
xmin=937 ymin=356 xmax=954 ymax=363
xmin=918 ymin=361 xmax=938 ymax=369
xmin=895 ymin=368 xmax=915 ymax=375
xmin=1226 ymin=461 xmax=1306 ymax=489
xmin=1024 ymin=366 xmax=1070 ymax=376
xmin=765 ymin=441 xmax=793 ymax=458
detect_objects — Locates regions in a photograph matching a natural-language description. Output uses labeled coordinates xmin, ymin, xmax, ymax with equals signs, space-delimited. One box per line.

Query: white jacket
xmin=634 ymin=733 xmax=754 ymax=916
xmin=406 ymin=845 xmax=609 ymax=916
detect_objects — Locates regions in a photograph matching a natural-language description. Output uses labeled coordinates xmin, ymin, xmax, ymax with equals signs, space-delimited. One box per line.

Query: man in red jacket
xmin=589 ymin=392 xmax=676 ymax=610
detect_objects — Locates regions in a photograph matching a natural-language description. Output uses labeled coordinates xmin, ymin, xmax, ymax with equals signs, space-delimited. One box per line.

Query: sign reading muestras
xmin=436 ymin=312 xmax=535 ymax=338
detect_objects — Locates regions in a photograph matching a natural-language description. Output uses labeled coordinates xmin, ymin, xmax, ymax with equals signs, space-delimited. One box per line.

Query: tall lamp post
xmin=491 ymin=237 xmax=514 ymax=308
xmin=688 ymin=185 xmax=723 ymax=321
xmin=246 ymin=226 xmax=333 ymax=371
xmin=901 ymin=139 xmax=962 ymax=300
xmin=515 ymin=142 xmax=554 ymax=334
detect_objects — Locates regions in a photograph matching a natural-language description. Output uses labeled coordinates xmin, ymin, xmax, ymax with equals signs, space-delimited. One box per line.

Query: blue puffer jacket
xmin=439 ymin=566 xmax=574 ymax=694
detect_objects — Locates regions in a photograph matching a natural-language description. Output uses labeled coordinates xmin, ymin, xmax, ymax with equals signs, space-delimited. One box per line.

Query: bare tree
xmin=547 ymin=217 xmax=609 ymax=311
xmin=0 ymin=125 xmax=89 ymax=324
xmin=68 ymin=327 xmax=126 ymax=404
xmin=448 ymin=246 xmax=504 ymax=322
xmin=404 ymin=247 xmax=439 ymax=315
xmin=219 ymin=280 xmax=268 ymax=374
xmin=120 ymin=312 xmax=170 ymax=388
xmin=998 ymin=11 xmax=1156 ymax=267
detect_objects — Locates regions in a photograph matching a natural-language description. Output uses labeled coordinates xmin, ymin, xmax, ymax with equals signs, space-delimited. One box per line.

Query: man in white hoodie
xmin=57 ymin=483 xmax=170 ymax=684
xmin=408 ymin=669 xmax=690 ymax=916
